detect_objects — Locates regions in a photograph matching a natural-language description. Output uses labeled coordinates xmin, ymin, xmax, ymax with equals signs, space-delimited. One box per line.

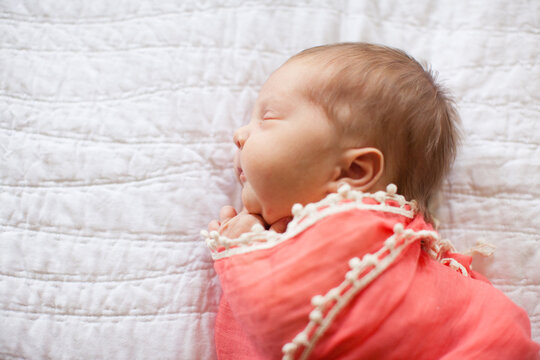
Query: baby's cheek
xmin=243 ymin=158 xmax=273 ymax=190
xmin=253 ymin=152 xmax=285 ymax=180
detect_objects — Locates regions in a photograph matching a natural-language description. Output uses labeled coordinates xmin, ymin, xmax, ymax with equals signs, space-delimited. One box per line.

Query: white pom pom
xmin=205 ymin=238 xmax=217 ymax=249
xmin=239 ymin=234 xmax=251 ymax=244
xmin=393 ymin=223 xmax=404 ymax=234
xmin=293 ymin=332 xmax=309 ymax=345
xmin=304 ymin=203 xmax=316 ymax=214
xmin=385 ymin=236 xmax=396 ymax=249
xmin=309 ymin=309 xmax=323 ymax=323
xmin=348 ymin=257 xmax=361 ymax=269
xmin=282 ymin=342 xmax=297 ymax=354
xmin=251 ymin=223 xmax=265 ymax=232
xmin=386 ymin=183 xmax=397 ymax=195
xmin=200 ymin=230 xmax=209 ymax=238
xmin=209 ymin=230 xmax=220 ymax=239
xmin=311 ymin=295 xmax=325 ymax=307
xmin=328 ymin=288 xmax=341 ymax=299
xmin=363 ymin=254 xmax=378 ymax=266
xmin=291 ymin=203 xmax=303 ymax=216
xmin=466 ymin=239 xmax=496 ymax=257
xmin=345 ymin=270 xmax=357 ymax=281
xmin=337 ymin=183 xmax=351 ymax=196
xmin=374 ymin=191 xmax=386 ymax=203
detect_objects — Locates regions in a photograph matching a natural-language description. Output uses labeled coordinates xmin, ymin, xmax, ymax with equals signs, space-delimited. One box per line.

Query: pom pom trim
xmin=202 ymin=184 xmax=417 ymax=260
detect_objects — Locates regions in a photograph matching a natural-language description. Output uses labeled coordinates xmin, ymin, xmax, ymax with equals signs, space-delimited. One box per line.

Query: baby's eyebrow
xmin=257 ymin=94 xmax=290 ymax=111
xmin=254 ymin=97 xmax=275 ymax=114
xmin=256 ymin=96 xmax=275 ymax=109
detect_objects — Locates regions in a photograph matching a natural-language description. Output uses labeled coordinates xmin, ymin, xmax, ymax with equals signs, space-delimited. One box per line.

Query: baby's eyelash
xmin=262 ymin=111 xmax=278 ymax=120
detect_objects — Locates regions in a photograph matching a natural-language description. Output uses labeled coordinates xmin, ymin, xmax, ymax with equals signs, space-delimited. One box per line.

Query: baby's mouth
xmin=236 ymin=166 xmax=246 ymax=184
xmin=233 ymin=150 xmax=245 ymax=184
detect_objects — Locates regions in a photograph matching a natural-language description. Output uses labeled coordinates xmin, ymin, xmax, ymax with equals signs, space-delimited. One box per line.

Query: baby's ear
xmin=332 ymin=147 xmax=385 ymax=192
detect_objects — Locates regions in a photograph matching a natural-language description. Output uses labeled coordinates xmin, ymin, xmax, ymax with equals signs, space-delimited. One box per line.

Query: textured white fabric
xmin=0 ymin=0 xmax=538 ymax=358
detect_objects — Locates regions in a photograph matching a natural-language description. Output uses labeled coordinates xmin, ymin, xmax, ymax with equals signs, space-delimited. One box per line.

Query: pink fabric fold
xmin=212 ymin=208 xmax=540 ymax=359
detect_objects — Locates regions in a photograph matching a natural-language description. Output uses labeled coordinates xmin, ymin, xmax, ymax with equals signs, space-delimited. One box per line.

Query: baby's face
xmin=233 ymin=60 xmax=344 ymax=225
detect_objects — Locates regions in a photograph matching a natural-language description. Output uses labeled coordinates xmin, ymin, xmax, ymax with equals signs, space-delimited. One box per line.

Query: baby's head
xmin=234 ymin=43 xmax=460 ymax=225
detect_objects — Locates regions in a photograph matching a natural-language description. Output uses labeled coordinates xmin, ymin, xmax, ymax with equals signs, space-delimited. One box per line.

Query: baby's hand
xmin=208 ymin=206 xmax=292 ymax=238
xmin=208 ymin=206 xmax=266 ymax=238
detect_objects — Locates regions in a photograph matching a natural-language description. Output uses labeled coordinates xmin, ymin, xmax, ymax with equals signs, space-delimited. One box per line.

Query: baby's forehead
xmin=259 ymin=61 xmax=322 ymax=98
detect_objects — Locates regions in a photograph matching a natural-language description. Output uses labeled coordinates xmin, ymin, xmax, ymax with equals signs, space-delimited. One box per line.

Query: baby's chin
xmin=240 ymin=185 xmax=292 ymax=229
xmin=241 ymin=198 xmax=290 ymax=230
xmin=241 ymin=189 xmax=265 ymax=218
xmin=259 ymin=213 xmax=292 ymax=234
xmin=258 ymin=207 xmax=292 ymax=227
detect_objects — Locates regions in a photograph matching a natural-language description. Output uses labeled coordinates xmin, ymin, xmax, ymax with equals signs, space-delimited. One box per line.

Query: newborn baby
xmin=203 ymin=43 xmax=540 ymax=359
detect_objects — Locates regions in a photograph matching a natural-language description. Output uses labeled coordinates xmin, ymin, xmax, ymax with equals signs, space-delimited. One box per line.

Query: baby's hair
xmin=289 ymin=43 xmax=461 ymax=219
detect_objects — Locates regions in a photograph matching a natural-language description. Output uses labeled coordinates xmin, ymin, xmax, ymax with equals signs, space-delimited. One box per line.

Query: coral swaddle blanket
xmin=203 ymin=186 xmax=540 ymax=359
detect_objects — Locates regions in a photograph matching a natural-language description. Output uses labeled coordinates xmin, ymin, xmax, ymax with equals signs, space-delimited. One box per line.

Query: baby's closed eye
xmin=262 ymin=111 xmax=280 ymax=120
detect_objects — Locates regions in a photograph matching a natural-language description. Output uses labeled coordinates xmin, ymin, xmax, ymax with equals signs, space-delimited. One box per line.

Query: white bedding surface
xmin=0 ymin=0 xmax=538 ymax=358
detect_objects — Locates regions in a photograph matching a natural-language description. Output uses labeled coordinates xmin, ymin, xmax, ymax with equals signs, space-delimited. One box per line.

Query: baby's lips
xmin=238 ymin=169 xmax=247 ymax=184
xmin=233 ymin=150 xmax=243 ymax=183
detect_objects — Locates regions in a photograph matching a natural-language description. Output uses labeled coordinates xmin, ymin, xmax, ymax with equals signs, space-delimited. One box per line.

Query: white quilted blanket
xmin=1 ymin=0 xmax=538 ymax=358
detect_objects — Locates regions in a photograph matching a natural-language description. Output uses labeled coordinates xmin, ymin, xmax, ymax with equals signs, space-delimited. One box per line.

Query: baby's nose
xmin=233 ymin=127 xmax=247 ymax=149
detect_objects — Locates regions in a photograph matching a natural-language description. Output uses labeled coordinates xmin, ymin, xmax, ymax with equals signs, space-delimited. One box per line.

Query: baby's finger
xmin=208 ymin=219 xmax=220 ymax=231
xmin=219 ymin=206 xmax=237 ymax=223
xmin=269 ymin=216 xmax=292 ymax=233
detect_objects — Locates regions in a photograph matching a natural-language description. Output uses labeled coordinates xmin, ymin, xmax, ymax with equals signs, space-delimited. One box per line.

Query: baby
xmin=204 ymin=43 xmax=539 ymax=359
